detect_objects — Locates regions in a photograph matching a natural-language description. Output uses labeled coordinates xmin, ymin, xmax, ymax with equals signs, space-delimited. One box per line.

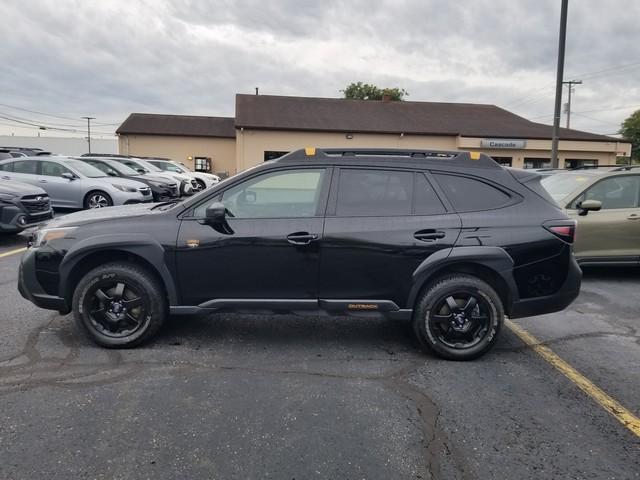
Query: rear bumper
xmin=18 ymin=247 xmax=69 ymax=313
xmin=509 ymin=255 xmax=581 ymax=319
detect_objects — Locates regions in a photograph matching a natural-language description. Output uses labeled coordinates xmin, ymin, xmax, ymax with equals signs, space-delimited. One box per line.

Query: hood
xmin=44 ymin=203 xmax=158 ymax=228
xmin=0 ymin=179 xmax=47 ymax=196
xmin=107 ymin=177 xmax=150 ymax=189
xmin=137 ymin=174 xmax=178 ymax=186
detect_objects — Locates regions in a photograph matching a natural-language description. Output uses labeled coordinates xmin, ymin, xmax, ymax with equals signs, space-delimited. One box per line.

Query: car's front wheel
xmin=413 ymin=274 xmax=503 ymax=361
xmin=84 ymin=191 xmax=113 ymax=209
xmin=72 ymin=262 xmax=166 ymax=348
xmin=195 ymin=178 xmax=206 ymax=190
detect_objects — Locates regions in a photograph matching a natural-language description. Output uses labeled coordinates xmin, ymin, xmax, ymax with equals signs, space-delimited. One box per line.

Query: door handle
xmin=414 ymin=230 xmax=446 ymax=242
xmin=627 ymin=214 xmax=640 ymax=220
xmin=39 ymin=179 xmax=48 ymax=183
xmin=1 ymin=175 xmax=9 ymax=180
xmin=286 ymin=232 xmax=318 ymax=245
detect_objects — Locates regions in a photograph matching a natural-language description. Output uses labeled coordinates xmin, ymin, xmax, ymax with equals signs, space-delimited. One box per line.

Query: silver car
xmin=110 ymin=157 xmax=197 ymax=195
xmin=144 ymin=158 xmax=220 ymax=190
xmin=0 ymin=157 xmax=152 ymax=209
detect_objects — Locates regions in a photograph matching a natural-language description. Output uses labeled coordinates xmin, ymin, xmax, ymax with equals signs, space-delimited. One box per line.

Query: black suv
xmin=1 ymin=179 xmax=54 ymax=233
xmin=18 ymin=149 xmax=582 ymax=360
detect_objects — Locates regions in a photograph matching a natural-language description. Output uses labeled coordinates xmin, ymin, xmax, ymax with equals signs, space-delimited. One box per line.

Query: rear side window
xmin=571 ymin=175 xmax=640 ymax=209
xmin=413 ymin=173 xmax=446 ymax=215
xmin=434 ymin=173 xmax=511 ymax=212
xmin=336 ymin=169 xmax=413 ymax=216
xmin=12 ymin=160 xmax=38 ymax=175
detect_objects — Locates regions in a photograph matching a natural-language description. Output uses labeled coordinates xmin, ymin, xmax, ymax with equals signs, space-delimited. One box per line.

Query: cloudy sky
xmin=1 ymin=0 xmax=639 ymax=139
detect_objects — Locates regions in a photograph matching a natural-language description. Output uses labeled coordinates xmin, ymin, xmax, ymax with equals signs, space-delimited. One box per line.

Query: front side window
xmin=200 ymin=169 xmax=325 ymax=218
xmin=571 ymin=176 xmax=640 ymax=209
xmin=336 ymin=169 xmax=413 ymax=216
xmin=434 ymin=174 xmax=511 ymax=212
xmin=40 ymin=161 xmax=72 ymax=177
xmin=12 ymin=160 xmax=38 ymax=175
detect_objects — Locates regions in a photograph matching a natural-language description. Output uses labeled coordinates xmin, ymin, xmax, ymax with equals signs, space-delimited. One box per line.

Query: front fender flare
xmin=58 ymin=233 xmax=178 ymax=304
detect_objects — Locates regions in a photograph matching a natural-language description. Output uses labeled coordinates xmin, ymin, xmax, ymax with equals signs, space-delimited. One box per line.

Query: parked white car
xmin=109 ymin=157 xmax=197 ymax=196
xmin=144 ymin=158 xmax=220 ymax=190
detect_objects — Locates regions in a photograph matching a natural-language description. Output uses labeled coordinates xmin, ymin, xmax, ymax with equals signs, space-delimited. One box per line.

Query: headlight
xmin=31 ymin=227 xmax=76 ymax=247
xmin=112 ymin=184 xmax=138 ymax=193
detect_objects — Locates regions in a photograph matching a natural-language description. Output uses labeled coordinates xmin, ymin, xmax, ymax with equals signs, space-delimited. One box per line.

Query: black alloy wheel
xmin=413 ymin=275 xmax=503 ymax=360
xmin=429 ymin=292 xmax=491 ymax=349
xmin=88 ymin=281 xmax=147 ymax=338
xmin=73 ymin=262 xmax=166 ymax=348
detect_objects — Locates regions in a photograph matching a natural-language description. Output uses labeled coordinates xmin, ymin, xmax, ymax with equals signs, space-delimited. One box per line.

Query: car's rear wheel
xmin=413 ymin=274 xmax=503 ymax=361
xmin=72 ymin=262 xmax=166 ymax=348
xmin=84 ymin=191 xmax=113 ymax=209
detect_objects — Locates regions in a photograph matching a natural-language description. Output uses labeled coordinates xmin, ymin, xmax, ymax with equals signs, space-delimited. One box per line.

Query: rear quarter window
xmin=434 ymin=173 xmax=512 ymax=212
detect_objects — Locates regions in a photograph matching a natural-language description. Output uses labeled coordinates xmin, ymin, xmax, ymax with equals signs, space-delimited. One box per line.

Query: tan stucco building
xmin=117 ymin=94 xmax=631 ymax=175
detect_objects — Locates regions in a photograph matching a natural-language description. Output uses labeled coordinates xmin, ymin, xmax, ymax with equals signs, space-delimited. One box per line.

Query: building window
xmin=194 ymin=157 xmax=211 ymax=172
xmin=492 ymin=157 xmax=512 ymax=167
xmin=564 ymin=159 xmax=598 ymax=169
xmin=264 ymin=151 xmax=289 ymax=161
xmin=524 ymin=158 xmax=551 ymax=169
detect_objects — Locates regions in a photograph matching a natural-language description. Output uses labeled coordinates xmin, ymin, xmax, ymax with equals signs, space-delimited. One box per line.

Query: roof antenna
xmin=255 ymin=87 xmax=259 ymax=95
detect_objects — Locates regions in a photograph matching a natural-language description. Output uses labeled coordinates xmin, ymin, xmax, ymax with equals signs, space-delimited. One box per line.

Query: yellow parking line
xmin=506 ymin=318 xmax=640 ymax=438
xmin=0 ymin=247 xmax=27 ymax=259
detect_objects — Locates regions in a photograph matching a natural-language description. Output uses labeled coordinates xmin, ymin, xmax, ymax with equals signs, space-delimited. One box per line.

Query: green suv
xmin=542 ymin=167 xmax=640 ymax=265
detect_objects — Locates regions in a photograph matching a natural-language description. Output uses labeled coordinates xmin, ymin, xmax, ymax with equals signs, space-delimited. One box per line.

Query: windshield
xmin=135 ymin=159 xmax=163 ymax=172
xmin=63 ymin=159 xmax=107 ymax=178
xmin=541 ymin=174 xmax=594 ymax=203
xmin=105 ymin=161 xmax=138 ymax=176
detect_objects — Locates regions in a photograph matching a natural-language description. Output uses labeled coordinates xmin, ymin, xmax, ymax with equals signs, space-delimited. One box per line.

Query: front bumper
xmin=111 ymin=190 xmax=154 ymax=206
xmin=18 ymin=247 xmax=69 ymax=313
xmin=0 ymin=204 xmax=54 ymax=233
xmin=509 ymin=255 xmax=582 ymax=319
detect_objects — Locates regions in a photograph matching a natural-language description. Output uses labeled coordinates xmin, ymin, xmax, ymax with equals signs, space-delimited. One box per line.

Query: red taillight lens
xmin=544 ymin=222 xmax=576 ymax=243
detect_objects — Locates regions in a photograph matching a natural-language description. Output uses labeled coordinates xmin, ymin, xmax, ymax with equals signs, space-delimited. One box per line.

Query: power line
xmin=0 ymin=115 xmax=116 ymax=135
xmin=0 ymin=101 xmax=122 ymax=126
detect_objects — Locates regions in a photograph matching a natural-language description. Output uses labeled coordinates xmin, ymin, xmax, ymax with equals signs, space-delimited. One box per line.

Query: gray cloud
xmin=1 ymin=0 xmax=638 ymax=138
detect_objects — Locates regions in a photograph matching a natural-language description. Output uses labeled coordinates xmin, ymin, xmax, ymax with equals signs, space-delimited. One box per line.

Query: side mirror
xmin=107 ymin=170 xmax=118 ymax=177
xmin=578 ymin=199 xmax=602 ymax=216
xmin=136 ymin=168 xmax=146 ymax=174
xmin=205 ymin=201 xmax=226 ymax=224
xmin=61 ymin=172 xmax=75 ymax=180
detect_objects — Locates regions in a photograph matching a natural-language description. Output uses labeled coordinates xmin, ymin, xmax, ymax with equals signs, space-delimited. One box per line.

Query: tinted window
xmin=40 ymin=161 xmax=72 ymax=177
xmin=0 ymin=161 xmax=14 ymax=171
xmin=12 ymin=160 xmax=38 ymax=175
xmin=434 ymin=174 xmax=511 ymax=211
xmin=573 ymin=176 xmax=640 ymax=209
xmin=218 ymin=169 xmax=325 ymax=218
xmin=336 ymin=169 xmax=413 ymax=216
xmin=413 ymin=173 xmax=446 ymax=215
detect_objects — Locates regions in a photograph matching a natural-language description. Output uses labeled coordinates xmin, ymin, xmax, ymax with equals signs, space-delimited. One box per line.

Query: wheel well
xmin=64 ymin=250 xmax=167 ymax=304
xmin=416 ymin=262 xmax=512 ymax=310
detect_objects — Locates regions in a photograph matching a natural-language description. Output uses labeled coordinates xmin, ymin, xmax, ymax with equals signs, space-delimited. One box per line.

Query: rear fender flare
xmin=407 ymin=246 xmax=518 ymax=308
xmin=58 ymin=233 xmax=178 ymax=304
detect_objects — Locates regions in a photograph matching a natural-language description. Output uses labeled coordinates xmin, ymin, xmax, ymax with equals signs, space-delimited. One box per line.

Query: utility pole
xmin=81 ymin=116 xmax=95 ymax=153
xmin=551 ymin=0 xmax=569 ymax=169
xmin=562 ymin=80 xmax=582 ymax=128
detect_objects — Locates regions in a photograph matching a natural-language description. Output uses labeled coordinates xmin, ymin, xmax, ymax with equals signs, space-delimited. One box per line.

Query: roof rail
xmin=568 ymin=164 xmax=631 ymax=170
xmin=276 ymin=148 xmax=501 ymax=168
xmin=611 ymin=165 xmax=640 ymax=171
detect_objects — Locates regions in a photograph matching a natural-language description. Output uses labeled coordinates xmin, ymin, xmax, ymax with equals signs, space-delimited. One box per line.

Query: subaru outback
xmin=18 ymin=148 xmax=583 ymax=360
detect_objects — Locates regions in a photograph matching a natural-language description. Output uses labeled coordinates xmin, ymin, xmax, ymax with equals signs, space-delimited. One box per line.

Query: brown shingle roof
xmin=116 ymin=113 xmax=235 ymax=138
xmin=235 ymin=94 xmax=619 ymax=142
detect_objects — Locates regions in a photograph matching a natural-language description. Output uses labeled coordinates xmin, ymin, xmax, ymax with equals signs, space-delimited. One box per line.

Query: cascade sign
xmin=481 ymin=139 xmax=527 ymax=149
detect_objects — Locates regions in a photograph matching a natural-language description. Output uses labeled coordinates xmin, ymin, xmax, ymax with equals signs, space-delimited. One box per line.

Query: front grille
xmin=20 ymin=194 xmax=51 ymax=213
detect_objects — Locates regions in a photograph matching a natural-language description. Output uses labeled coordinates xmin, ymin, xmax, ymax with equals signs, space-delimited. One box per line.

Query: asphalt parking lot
xmin=0 ymin=231 xmax=639 ymax=480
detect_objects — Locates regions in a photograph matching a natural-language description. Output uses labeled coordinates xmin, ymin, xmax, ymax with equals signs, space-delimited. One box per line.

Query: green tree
xmin=619 ymin=109 xmax=640 ymax=161
xmin=341 ymin=82 xmax=408 ymax=101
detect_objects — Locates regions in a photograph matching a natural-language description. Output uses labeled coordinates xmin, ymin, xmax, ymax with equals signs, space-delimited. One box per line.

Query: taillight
xmin=544 ymin=222 xmax=576 ymax=243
